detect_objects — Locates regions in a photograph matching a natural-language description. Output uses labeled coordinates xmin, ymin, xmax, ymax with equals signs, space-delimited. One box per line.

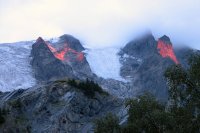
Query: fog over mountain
xmin=0 ymin=0 xmax=200 ymax=49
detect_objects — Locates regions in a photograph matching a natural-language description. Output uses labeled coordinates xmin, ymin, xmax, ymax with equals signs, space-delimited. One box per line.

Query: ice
xmin=0 ymin=42 xmax=36 ymax=92
xmin=86 ymin=47 xmax=125 ymax=81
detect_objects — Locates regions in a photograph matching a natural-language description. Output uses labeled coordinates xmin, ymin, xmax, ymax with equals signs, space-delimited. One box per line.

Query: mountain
xmin=119 ymin=33 xmax=199 ymax=100
xmin=31 ymin=35 xmax=94 ymax=82
xmin=0 ymin=33 xmax=199 ymax=132
xmin=0 ymin=33 xmax=198 ymax=98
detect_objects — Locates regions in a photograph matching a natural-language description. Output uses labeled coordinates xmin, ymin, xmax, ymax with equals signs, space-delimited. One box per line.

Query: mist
xmin=0 ymin=0 xmax=200 ymax=49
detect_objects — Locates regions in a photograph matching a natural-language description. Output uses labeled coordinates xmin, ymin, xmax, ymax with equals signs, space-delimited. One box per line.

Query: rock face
xmin=119 ymin=33 xmax=180 ymax=100
xmin=0 ymin=80 xmax=124 ymax=133
xmin=31 ymin=35 xmax=94 ymax=82
xmin=157 ymin=36 xmax=179 ymax=64
xmin=31 ymin=37 xmax=75 ymax=81
xmin=121 ymin=33 xmax=157 ymax=58
xmin=1 ymin=33 xmax=200 ymax=133
xmin=1 ymin=32 xmax=200 ymax=133
xmin=30 ymin=33 xmax=200 ymax=101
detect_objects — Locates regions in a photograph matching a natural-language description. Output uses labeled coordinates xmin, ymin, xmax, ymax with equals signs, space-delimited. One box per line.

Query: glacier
xmin=0 ymin=42 xmax=36 ymax=92
xmin=0 ymin=40 xmax=125 ymax=92
xmin=85 ymin=47 xmax=125 ymax=81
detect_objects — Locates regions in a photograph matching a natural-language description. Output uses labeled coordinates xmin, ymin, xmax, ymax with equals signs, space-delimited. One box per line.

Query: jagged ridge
xmin=157 ymin=36 xmax=179 ymax=64
xmin=31 ymin=35 xmax=93 ymax=82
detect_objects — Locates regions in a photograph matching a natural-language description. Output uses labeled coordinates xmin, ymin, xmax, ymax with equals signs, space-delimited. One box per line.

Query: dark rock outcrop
xmin=119 ymin=34 xmax=180 ymax=100
xmin=31 ymin=35 xmax=94 ymax=82
xmin=31 ymin=37 xmax=75 ymax=81
xmin=0 ymin=80 xmax=124 ymax=133
xmin=121 ymin=33 xmax=157 ymax=58
xmin=30 ymin=34 xmax=200 ymax=101
xmin=59 ymin=34 xmax=85 ymax=51
xmin=159 ymin=35 xmax=172 ymax=44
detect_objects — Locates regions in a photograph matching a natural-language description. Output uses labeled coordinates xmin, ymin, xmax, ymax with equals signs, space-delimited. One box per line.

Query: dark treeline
xmin=67 ymin=78 xmax=106 ymax=98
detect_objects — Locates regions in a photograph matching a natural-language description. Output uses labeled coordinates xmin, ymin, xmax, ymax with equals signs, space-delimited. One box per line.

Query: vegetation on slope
xmin=0 ymin=108 xmax=7 ymax=125
xmin=67 ymin=78 xmax=108 ymax=98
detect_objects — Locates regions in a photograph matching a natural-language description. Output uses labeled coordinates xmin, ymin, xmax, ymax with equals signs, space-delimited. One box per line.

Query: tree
xmin=67 ymin=79 xmax=77 ymax=87
xmin=68 ymin=78 xmax=107 ymax=98
xmin=94 ymin=113 xmax=121 ymax=133
xmin=0 ymin=108 xmax=6 ymax=125
xmin=124 ymin=93 xmax=173 ymax=133
xmin=164 ymin=53 xmax=200 ymax=132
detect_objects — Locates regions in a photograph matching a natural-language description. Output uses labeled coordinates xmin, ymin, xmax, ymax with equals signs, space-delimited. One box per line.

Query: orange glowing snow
xmin=54 ymin=47 xmax=69 ymax=61
xmin=157 ymin=40 xmax=179 ymax=64
xmin=47 ymin=43 xmax=84 ymax=62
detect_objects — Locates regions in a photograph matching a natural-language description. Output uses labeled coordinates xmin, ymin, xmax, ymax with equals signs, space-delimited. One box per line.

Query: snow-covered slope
xmin=0 ymin=42 xmax=36 ymax=92
xmin=85 ymin=47 xmax=124 ymax=81
xmin=0 ymin=40 xmax=125 ymax=92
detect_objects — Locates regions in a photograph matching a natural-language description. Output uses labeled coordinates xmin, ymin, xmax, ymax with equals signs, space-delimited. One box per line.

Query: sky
xmin=0 ymin=0 xmax=200 ymax=49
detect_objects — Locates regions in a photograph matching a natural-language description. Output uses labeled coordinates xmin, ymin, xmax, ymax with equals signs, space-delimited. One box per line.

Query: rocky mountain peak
xmin=119 ymin=33 xmax=181 ymax=100
xmin=31 ymin=37 xmax=53 ymax=58
xmin=30 ymin=35 xmax=94 ymax=82
xmin=36 ymin=37 xmax=44 ymax=43
xmin=47 ymin=43 xmax=84 ymax=63
xmin=159 ymin=35 xmax=172 ymax=45
xmin=31 ymin=36 xmax=75 ymax=81
xmin=59 ymin=34 xmax=85 ymax=52
xmin=121 ymin=33 xmax=157 ymax=58
xmin=157 ymin=35 xmax=179 ymax=64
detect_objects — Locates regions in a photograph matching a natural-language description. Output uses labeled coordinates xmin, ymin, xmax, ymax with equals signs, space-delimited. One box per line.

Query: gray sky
xmin=0 ymin=0 xmax=200 ymax=49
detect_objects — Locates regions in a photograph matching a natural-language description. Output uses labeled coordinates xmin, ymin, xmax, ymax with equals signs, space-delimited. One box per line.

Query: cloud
xmin=0 ymin=0 xmax=200 ymax=49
